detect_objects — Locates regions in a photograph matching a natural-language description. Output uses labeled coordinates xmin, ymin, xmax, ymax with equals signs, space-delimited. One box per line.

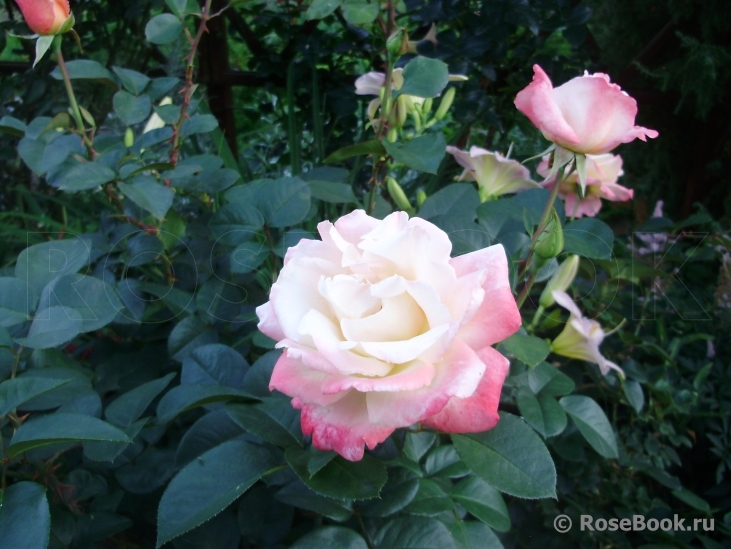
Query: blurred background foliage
xmin=2 ymin=0 xmax=730 ymax=248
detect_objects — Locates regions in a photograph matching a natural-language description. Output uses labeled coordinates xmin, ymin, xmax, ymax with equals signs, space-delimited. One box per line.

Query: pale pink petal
xmin=514 ymin=65 xmax=581 ymax=148
xmin=451 ymin=244 xmax=522 ymax=349
xmin=322 ymin=360 xmax=436 ymax=394
xmin=585 ymin=153 xmax=623 ymax=183
xmin=564 ymin=193 xmax=603 ymax=218
xmin=421 ymin=346 xmax=509 ymax=432
xmin=256 ymin=302 xmax=285 ymax=341
xmin=341 ymin=291 xmax=426 ymax=343
xmin=300 ymin=391 xmax=395 ymax=461
xmin=552 ymin=290 xmax=583 ymax=318
xmin=271 ymin=257 xmax=342 ymax=341
xmin=598 ymin=181 xmax=633 ymax=202
xmin=553 ymin=73 xmax=656 ymax=154
xmin=269 ymin=352 xmax=347 ymax=407
xmin=359 ymin=323 xmax=450 ymax=364
xmin=328 ymin=209 xmax=381 ymax=246
xmin=318 ymin=275 xmax=379 ymax=321
xmin=366 ymin=338 xmax=487 ymax=427
xmin=446 ymin=145 xmax=477 ymax=172
xmin=355 ymin=72 xmax=386 ymax=96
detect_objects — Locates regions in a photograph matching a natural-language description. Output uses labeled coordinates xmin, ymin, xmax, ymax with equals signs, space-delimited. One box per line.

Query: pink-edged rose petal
xmin=421 ymin=345 xmax=509 ymax=432
xmin=300 ymin=391 xmax=395 ymax=461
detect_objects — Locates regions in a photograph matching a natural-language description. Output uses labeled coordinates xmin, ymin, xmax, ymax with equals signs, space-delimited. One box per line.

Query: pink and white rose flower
xmin=537 ymin=153 xmax=633 ymax=218
xmin=256 ymin=210 xmax=521 ymax=461
xmin=514 ymin=64 xmax=658 ymax=155
xmin=447 ymin=146 xmax=539 ymax=201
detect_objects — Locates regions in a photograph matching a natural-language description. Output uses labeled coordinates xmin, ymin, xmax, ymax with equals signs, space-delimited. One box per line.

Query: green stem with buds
xmin=516 ymin=162 xmax=569 ymax=309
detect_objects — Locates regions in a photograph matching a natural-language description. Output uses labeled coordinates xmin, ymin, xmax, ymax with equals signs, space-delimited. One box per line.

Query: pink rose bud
xmin=514 ymin=64 xmax=658 ymax=155
xmin=15 ymin=0 xmax=71 ymax=35
xmin=256 ymin=210 xmax=522 ymax=461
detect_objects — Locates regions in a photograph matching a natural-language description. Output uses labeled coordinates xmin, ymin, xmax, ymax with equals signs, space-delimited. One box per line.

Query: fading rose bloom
xmin=15 ymin=0 xmax=71 ymax=35
xmin=447 ymin=146 xmax=539 ymax=201
xmin=515 ymin=64 xmax=658 ymax=155
xmin=257 ymin=210 xmax=521 ymax=461
xmin=538 ymin=153 xmax=633 ymax=218
xmin=550 ymin=291 xmax=623 ymax=377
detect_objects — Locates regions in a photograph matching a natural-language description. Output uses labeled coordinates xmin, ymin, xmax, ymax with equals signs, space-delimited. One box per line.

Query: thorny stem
xmin=167 ymin=0 xmax=217 ymax=183
xmin=105 ymin=183 xmax=159 ymax=234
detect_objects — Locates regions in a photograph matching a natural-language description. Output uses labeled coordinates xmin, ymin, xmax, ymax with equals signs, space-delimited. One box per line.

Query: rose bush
xmin=257 ymin=210 xmax=521 ymax=460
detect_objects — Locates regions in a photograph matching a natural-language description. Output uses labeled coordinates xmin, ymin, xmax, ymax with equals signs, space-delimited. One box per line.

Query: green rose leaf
xmin=156 ymin=439 xmax=281 ymax=547
xmin=286 ymin=446 xmax=387 ymax=500
xmin=383 ymin=133 xmax=446 ymax=174
xmin=452 ymin=412 xmax=557 ymax=499
xmin=397 ymin=56 xmax=450 ymax=98
xmin=156 ymin=384 xmax=258 ymax=424
xmin=324 ymin=140 xmax=386 ymax=165
xmin=118 ymin=178 xmax=174 ymax=220
xmin=256 ymin=177 xmax=312 ymax=228
xmin=516 ymin=389 xmax=568 ymax=438
xmin=305 ymin=0 xmax=343 ymax=20
xmin=57 ymin=161 xmax=117 ymax=192
xmin=372 ymin=516 xmax=456 ymax=549
xmin=226 ymin=399 xmax=302 ymax=447
xmin=112 ymin=66 xmax=151 ymax=95
xmin=559 ymin=395 xmax=619 ymax=459
xmin=292 ymin=526 xmax=368 ymax=549
xmin=0 ymin=482 xmax=51 ymax=549
xmin=450 ymin=476 xmax=511 ymax=532
xmin=7 ymin=413 xmax=130 ymax=458
xmin=145 ymin=13 xmax=184 ymax=45
xmin=50 ymin=60 xmax=118 ymax=87
xmin=113 ymin=91 xmax=152 ymax=126
xmin=500 ymin=334 xmax=550 ymax=367
xmin=341 ymin=0 xmax=379 ymax=25
xmin=0 ymin=378 xmax=70 ymax=418
xmin=562 ymin=218 xmax=614 ymax=260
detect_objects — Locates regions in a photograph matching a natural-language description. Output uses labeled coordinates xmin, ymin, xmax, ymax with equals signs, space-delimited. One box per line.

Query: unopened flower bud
xmin=124 ymin=127 xmax=134 ymax=148
xmin=416 ymin=189 xmax=427 ymax=206
xmin=533 ymin=208 xmax=564 ymax=260
xmin=395 ymin=95 xmax=409 ymax=128
xmin=422 ymin=97 xmax=433 ymax=117
xmin=434 ymin=87 xmax=455 ymax=120
xmin=16 ymin=0 xmax=73 ymax=36
xmin=539 ymin=255 xmax=579 ymax=308
xmin=387 ymin=177 xmax=412 ymax=211
xmin=386 ymin=28 xmax=409 ymax=63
